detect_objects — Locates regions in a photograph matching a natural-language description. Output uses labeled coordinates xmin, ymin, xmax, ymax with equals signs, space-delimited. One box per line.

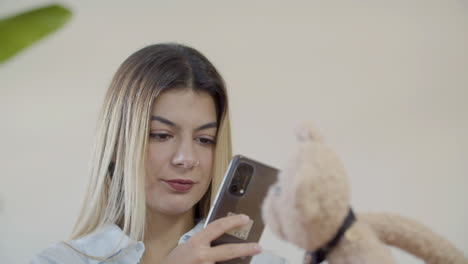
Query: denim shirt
xmin=30 ymin=219 xmax=286 ymax=264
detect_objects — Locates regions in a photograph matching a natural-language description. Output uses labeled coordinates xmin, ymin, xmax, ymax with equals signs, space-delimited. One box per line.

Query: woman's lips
xmin=163 ymin=179 xmax=195 ymax=192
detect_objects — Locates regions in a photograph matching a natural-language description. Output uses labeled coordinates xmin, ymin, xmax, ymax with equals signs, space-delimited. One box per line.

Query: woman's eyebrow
xmin=151 ymin=115 xmax=176 ymax=127
xmin=151 ymin=115 xmax=217 ymax=131
xmin=195 ymin=122 xmax=217 ymax=131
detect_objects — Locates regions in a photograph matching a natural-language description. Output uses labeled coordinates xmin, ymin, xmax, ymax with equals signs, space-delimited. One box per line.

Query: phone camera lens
xmin=230 ymin=185 xmax=238 ymax=193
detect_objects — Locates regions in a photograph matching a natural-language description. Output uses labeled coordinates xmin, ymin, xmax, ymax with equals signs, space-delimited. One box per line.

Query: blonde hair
xmin=67 ymin=43 xmax=232 ymax=260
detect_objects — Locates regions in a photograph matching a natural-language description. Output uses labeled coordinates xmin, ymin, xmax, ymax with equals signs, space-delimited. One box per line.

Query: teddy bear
xmin=261 ymin=124 xmax=467 ymax=264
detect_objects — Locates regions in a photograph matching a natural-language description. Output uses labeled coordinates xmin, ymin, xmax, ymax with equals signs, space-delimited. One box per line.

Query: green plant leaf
xmin=0 ymin=4 xmax=72 ymax=63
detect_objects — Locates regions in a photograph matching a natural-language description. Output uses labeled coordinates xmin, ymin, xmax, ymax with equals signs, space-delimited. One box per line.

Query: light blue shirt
xmin=30 ymin=219 xmax=286 ymax=264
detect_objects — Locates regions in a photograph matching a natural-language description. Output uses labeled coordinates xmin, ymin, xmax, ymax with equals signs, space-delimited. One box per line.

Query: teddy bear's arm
xmin=360 ymin=213 xmax=468 ymax=264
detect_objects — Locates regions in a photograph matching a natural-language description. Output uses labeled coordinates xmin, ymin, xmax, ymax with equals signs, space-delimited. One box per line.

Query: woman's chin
xmin=147 ymin=200 xmax=195 ymax=216
xmin=159 ymin=207 xmax=191 ymax=216
xmin=146 ymin=190 xmax=203 ymax=216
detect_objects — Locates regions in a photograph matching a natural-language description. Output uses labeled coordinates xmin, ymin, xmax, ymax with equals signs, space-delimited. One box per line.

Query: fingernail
xmin=241 ymin=214 xmax=250 ymax=222
xmin=254 ymin=244 xmax=262 ymax=252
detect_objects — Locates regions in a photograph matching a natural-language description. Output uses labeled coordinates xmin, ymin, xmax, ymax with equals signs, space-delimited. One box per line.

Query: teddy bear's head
xmin=262 ymin=124 xmax=351 ymax=251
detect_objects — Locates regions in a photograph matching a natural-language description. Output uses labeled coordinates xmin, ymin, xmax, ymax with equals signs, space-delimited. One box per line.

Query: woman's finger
xmin=191 ymin=214 xmax=250 ymax=243
xmin=207 ymin=242 xmax=261 ymax=262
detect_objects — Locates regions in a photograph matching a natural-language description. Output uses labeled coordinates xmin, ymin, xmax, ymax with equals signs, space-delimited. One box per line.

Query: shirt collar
xmin=66 ymin=219 xmax=206 ymax=264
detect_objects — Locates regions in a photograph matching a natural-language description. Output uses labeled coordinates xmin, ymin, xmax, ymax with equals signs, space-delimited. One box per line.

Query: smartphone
xmin=204 ymin=155 xmax=279 ymax=264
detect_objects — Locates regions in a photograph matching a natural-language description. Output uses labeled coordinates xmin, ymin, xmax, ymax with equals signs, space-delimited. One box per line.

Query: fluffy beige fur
xmin=261 ymin=124 xmax=467 ymax=264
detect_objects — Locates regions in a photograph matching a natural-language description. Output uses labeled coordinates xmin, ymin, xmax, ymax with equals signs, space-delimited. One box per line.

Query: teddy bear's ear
xmin=295 ymin=122 xmax=324 ymax=142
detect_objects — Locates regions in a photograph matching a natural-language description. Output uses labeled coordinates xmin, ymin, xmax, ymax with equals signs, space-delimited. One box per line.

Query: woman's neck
xmin=140 ymin=208 xmax=194 ymax=264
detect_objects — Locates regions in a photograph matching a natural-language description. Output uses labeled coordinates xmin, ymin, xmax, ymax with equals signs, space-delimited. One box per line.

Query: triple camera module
xmin=228 ymin=162 xmax=253 ymax=197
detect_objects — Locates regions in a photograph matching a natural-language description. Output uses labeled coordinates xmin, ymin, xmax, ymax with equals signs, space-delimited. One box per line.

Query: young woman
xmin=31 ymin=43 xmax=263 ymax=264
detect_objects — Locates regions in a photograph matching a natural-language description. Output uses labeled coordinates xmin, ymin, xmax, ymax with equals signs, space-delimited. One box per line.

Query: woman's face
xmin=145 ymin=89 xmax=218 ymax=216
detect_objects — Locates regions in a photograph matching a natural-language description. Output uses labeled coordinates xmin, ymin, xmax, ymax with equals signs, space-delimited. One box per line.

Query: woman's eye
xmin=196 ymin=137 xmax=216 ymax=145
xmin=149 ymin=133 xmax=173 ymax=141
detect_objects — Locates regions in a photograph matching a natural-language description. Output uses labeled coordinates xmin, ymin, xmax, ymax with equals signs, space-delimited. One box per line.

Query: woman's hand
xmin=161 ymin=214 xmax=262 ymax=264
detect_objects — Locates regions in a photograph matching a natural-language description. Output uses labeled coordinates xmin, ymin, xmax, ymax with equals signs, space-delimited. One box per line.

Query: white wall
xmin=1 ymin=1 xmax=467 ymax=263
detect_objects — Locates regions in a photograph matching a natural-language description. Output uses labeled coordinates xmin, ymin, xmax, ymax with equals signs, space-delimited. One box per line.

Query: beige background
xmin=1 ymin=0 xmax=467 ymax=263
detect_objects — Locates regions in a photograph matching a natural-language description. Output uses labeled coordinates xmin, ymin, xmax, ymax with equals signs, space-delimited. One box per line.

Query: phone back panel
xmin=205 ymin=155 xmax=279 ymax=264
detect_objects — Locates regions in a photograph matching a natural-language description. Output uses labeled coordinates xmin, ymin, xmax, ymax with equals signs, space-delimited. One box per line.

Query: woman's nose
xmin=171 ymin=140 xmax=199 ymax=169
